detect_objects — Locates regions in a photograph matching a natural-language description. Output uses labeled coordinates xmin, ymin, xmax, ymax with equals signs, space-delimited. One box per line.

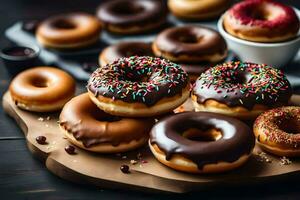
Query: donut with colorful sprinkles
xmin=254 ymin=106 xmax=300 ymax=157
xmin=192 ymin=61 xmax=292 ymax=120
xmin=88 ymin=56 xmax=190 ymax=117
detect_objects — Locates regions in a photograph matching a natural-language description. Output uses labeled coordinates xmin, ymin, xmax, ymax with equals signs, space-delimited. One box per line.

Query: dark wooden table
xmin=1 ymin=0 xmax=300 ymax=199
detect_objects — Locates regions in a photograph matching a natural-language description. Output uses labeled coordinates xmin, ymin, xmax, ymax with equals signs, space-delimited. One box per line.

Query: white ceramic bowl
xmin=217 ymin=8 xmax=300 ymax=68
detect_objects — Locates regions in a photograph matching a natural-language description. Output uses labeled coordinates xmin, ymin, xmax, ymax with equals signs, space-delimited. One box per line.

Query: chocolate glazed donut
xmin=96 ymin=0 xmax=167 ymax=34
xmin=192 ymin=62 xmax=292 ymax=110
xmin=99 ymin=42 xmax=154 ymax=67
xmin=149 ymin=112 xmax=255 ymax=173
xmin=153 ymin=25 xmax=228 ymax=63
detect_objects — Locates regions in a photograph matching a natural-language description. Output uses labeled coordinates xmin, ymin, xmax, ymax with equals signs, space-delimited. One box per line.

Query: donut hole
xmin=277 ymin=117 xmax=300 ymax=134
xmin=112 ymin=3 xmax=144 ymax=15
xmin=251 ymin=8 xmax=271 ymax=20
xmin=182 ymin=128 xmax=222 ymax=142
xmin=51 ymin=19 xmax=76 ymax=29
xmin=249 ymin=4 xmax=283 ymax=21
xmin=178 ymin=35 xmax=201 ymax=44
xmin=224 ymin=71 xmax=246 ymax=85
xmin=30 ymin=76 xmax=49 ymax=88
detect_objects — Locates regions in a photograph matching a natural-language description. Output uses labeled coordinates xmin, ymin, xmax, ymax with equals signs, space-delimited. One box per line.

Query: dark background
xmin=0 ymin=0 xmax=300 ymax=199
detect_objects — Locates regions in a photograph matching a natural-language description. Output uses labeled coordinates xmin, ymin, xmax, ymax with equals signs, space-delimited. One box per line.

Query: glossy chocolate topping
xmin=88 ymin=56 xmax=189 ymax=106
xmin=101 ymin=42 xmax=154 ymax=65
xmin=97 ymin=0 xmax=167 ymax=27
xmin=59 ymin=93 xmax=155 ymax=148
xmin=150 ymin=112 xmax=255 ymax=169
xmin=154 ymin=26 xmax=227 ymax=57
xmin=180 ymin=63 xmax=210 ymax=76
xmin=193 ymin=61 xmax=292 ymax=110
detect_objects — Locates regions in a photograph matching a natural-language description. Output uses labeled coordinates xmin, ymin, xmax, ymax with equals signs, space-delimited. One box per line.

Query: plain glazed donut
xmin=254 ymin=106 xmax=300 ymax=157
xmin=9 ymin=67 xmax=76 ymax=112
xmin=223 ymin=0 xmax=300 ymax=42
xmin=99 ymin=41 xmax=153 ymax=67
xmin=88 ymin=56 xmax=190 ymax=117
xmin=59 ymin=93 xmax=154 ymax=153
xmin=168 ymin=0 xmax=231 ymax=20
xmin=192 ymin=61 xmax=292 ymax=120
xmin=96 ymin=0 xmax=167 ymax=34
xmin=149 ymin=112 xmax=255 ymax=173
xmin=152 ymin=26 xmax=228 ymax=64
xmin=36 ymin=13 xmax=101 ymax=49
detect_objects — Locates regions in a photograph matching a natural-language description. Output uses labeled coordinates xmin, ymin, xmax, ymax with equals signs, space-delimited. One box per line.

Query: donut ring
xmin=168 ymin=0 xmax=231 ymax=20
xmin=223 ymin=0 xmax=300 ymax=42
xmin=150 ymin=112 xmax=255 ymax=173
xmin=59 ymin=93 xmax=155 ymax=153
xmin=153 ymin=26 xmax=228 ymax=63
xmin=37 ymin=13 xmax=101 ymax=49
xmin=96 ymin=0 xmax=166 ymax=34
xmin=254 ymin=106 xmax=300 ymax=157
xmin=99 ymin=41 xmax=153 ymax=67
xmin=9 ymin=67 xmax=76 ymax=112
xmin=88 ymin=56 xmax=190 ymax=117
xmin=192 ymin=61 xmax=292 ymax=120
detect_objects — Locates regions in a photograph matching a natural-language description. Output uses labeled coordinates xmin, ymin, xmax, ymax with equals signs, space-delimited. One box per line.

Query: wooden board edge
xmin=3 ymin=91 xmax=300 ymax=193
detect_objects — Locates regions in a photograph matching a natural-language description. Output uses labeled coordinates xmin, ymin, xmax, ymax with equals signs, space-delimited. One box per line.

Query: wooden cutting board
xmin=2 ymin=91 xmax=300 ymax=193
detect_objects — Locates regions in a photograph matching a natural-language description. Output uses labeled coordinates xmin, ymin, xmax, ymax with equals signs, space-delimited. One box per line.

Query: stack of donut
xmin=59 ymin=56 xmax=190 ymax=153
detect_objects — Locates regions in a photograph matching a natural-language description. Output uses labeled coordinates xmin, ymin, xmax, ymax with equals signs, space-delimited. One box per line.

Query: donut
xmin=223 ymin=0 xmax=300 ymax=43
xmin=36 ymin=13 xmax=101 ymax=49
xmin=149 ymin=112 xmax=255 ymax=173
xmin=192 ymin=61 xmax=292 ymax=120
xmin=99 ymin=41 xmax=153 ymax=67
xmin=9 ymin=67 xmax=76 ymax=112
xmin=168 ymin=0 xmax=231 ymax=20
xmin=96 ymin=0 xmax=167 ymax=34
xmin=152 ymin=26 xmax=228 ymax=64
xmin=87 ymin=56 xmax=190 ymax=117
xmin=59 ymin=93 xmax=155 ymax=153
xmin=254 ymin=106 xmax=300 ymax=157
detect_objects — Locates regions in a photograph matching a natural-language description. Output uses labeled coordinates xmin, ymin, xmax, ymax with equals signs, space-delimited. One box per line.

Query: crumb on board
xmin=280 ymin=156 xmax=292 ymax=165
xmin=255 ymin=152 xmax=272 ymax=163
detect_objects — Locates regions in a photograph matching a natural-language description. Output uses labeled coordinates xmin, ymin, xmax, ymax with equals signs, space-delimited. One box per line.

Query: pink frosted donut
xmin=223 ymin=0 xmax=299 ymax=42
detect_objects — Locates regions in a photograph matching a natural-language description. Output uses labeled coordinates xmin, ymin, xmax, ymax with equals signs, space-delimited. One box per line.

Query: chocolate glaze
xmin=97 ymin=0 xmax=167 ymax=27
xmin=193 ymin=62 xmax=292 ymax=110
xmin=101 ymin=42 xmax=154 ymax=65
xmin=150 ymin=112 xmax=255 ymax=169
xmin=154 ymin=26 xmax=227 ymax=58
xmin=59 ymin=93 xmax=154 ymax=148
xmin=88 ymin=56 xmax=189 ymax=107
xmin=180 ymin=63 xmax=210 ymax=76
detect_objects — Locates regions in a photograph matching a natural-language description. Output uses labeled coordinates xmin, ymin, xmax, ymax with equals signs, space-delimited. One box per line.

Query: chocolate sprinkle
xmin=65 ymin=145 xmax=76 ymax=155
xmin=36 ymin=136 xmax=47 ymax=145
xmin=120 ymin=164 xmax=130 ymax=173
